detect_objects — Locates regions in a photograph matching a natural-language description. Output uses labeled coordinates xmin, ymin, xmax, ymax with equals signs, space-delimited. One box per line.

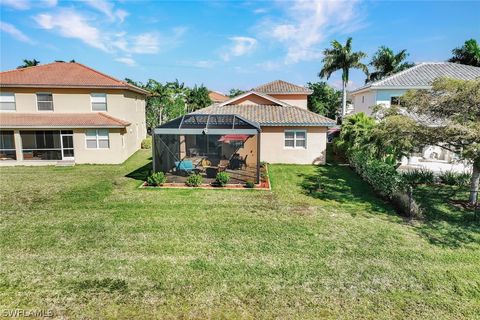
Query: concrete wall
xmin=268 ymin=94 xmax=308 ymax=109
xmin=260 ymin=126 xmax=327 ymax=164
xmin=0 ymin=87 xmax=146 ymax=165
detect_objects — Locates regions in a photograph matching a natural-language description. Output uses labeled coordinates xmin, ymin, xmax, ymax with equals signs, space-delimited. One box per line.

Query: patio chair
xmin=219 ymin=159 xmax=229 ymax=172
xmin=174 ymin=160 xmax=197 ymax=175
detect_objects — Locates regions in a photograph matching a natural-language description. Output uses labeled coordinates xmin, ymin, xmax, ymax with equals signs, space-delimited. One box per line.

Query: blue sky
xmin=1 ymin=0 xmax=479 ymax=92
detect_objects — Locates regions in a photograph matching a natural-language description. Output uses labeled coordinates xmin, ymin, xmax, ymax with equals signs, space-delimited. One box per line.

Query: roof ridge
xmin=372 ymin=63 xmax=424 ymax=87
xmin=73 ymin=62 xmax=125 ymax=85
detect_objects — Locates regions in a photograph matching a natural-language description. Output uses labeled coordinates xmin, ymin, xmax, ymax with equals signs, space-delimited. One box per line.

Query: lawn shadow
xmin=412 ymin=185 xmax=479 ymax=248
xmin=298 ymin=164 xmax=396 ymax=217
xmin=125 ymin=159 xmax=152 ymax=181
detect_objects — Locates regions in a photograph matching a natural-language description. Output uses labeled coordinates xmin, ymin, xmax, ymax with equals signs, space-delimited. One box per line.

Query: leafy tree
xmin=17 ymin=59 xmax=40 ymax=69
xmin=394 ymin=78 xmax=480 ymax=204
xmin=186 ymin=84 xmax=212 ymax=113
xmin=335 ymin=112 xmax=376 ymax=156
xmin=319 ymin=37 xmax=368 ymax=117
xmin=448 ymin=39 xmax=480 ymax=67
xmin=306 ymin=81 xmax=341 ymax=119
xmin=228 ymin=88 xmax=246 ymax=97
xmin=368 ymin=46 xmax=414 ymax=82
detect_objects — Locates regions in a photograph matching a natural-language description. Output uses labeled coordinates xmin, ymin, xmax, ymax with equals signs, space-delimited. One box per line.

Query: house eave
xmin=0 ymin=83 xmax=148 ymax=95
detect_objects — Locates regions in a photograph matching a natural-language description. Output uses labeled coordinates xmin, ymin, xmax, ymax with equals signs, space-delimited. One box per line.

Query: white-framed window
xmin=361 ymin=96 xmax=365 ymax=103
xmin=91 ymin=93 xmax=107 ymax=111
xmin=0 ymin=92 xmax=16 ymax=111
xmin=284 ymin=130 xmax=307 ymax=149
xmin=36 ymin=93 xmax=54 ymax=111
xmin=85 ymin=129 xmax=109 ymax=149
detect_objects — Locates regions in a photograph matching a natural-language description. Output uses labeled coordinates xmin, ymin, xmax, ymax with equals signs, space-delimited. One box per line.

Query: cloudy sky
xmin=1 ymin=0 xmax=479 ymax=92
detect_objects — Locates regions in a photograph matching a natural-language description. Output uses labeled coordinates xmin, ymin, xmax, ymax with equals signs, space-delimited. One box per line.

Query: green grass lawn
xmin=1 ymin=150 xmax=479 ymax=319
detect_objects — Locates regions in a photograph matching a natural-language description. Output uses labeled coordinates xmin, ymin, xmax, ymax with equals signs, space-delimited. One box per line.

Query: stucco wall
xmin=351 ymin=90 xmax=377 ymax=115
xmin=0 ymin=87 xmax=146 ymax=164
xmin=260 ymin=126 xmax=327 ymax=164
xmin=232 ymin=94 xmax=277 ymax=105
xmin=268 ymin=94 xmax=308 ymax=109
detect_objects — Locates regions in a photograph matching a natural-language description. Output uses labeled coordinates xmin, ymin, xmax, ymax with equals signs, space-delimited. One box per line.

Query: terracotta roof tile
xmin=0 ymin=62 xmax=148 ymax=94
xmin=193 ymin=104 xmax=335 ymax=126
xmin=0 ymin=113 xmax=130 ymax=128
xmin=254 ymin=80 xmax=313 ymax=94
xmin=208 ymin=91 xmax=229 ymax=102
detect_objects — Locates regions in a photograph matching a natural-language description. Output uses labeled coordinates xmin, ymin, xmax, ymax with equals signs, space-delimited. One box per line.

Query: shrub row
xmin=400 ymin=169 xmax=471 ymax=187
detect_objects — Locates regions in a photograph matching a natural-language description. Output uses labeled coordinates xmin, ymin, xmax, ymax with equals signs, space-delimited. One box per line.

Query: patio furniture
xmin=174 ymin=160 xmax=197 ymax=175
xmin=218 ymin=159 xmax=229 ymax=171
xmin=205 ymin=166 xmax=218 ymax=178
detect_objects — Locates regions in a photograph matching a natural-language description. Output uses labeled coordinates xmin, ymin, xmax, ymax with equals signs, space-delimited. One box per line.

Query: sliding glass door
xmin=20 ymin=130 xmax=74 ymax=161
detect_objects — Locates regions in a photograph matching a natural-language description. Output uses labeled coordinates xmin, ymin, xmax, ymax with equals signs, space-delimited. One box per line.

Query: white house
xmin=349 ymin=62 xmax=480 ymax=172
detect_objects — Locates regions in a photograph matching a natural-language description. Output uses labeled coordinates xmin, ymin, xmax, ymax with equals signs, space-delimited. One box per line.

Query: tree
xmin=17 ymin=59 xmax=40 ymax=69
xmin=228 ymin=88 xmax=246 ymax=98
xmin=319 ymin=37 xmax=368 ymax=117
xmin=306 ymin=81 xmax=341 ymax=119
xmin=335 ymin=112 xmax=376 ymax=156
xmin=367 ymin=46 xmax=414 ymax=82
xmin=448 ymin=39 xmax=480 ymax=67
xmin=397 ymin=78 xmax=480 ymax=205
xmin=185 ymin=85 xmax=212 ymax=113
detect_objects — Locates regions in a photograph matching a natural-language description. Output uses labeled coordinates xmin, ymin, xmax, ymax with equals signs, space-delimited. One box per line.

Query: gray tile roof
xmin=192 ymin=104 xmax=336 ymax=126
xmin=351 ymin=62 xmax=480 ymax=93
xmin=254 ymin=80 xmax=313 ymax=94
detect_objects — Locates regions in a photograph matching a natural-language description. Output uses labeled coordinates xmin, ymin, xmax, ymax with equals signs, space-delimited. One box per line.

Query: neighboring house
xmin=0 ymin=62 xmax=148 ymax=165
xmin=350 ymin=62 xmax=480 ymax=115
xmin=349 ymin=62 xmax=480 ymax=172
xmin=208 ymin=91 xmax=229 ymax=103
xmin=193 ymin=80 xmax=336 ymax=164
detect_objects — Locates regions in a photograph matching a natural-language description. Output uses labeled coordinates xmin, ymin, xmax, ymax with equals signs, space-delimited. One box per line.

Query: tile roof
xmin=351 ymin=62 xmax=480 ymax=93
xmin=192 ymin=104 xmax=336 ymax=126
xmin=208 ymin=91 xmax=229 ymax=102
xmin=254 ymin=80 xmax=313 ymax=94
xmin=0 ymin=62 xmax=148 ymax=94
xmin=0 ymin=112 xmax=130 ymax=128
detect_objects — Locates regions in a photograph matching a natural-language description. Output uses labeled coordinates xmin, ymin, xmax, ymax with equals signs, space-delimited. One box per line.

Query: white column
xmin=13 ymin=130 xmax=23 ymax=161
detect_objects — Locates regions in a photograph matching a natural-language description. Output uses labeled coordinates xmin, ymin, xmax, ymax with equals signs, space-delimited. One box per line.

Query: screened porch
xmin=153 ymin=114 xmax=262 ymax=185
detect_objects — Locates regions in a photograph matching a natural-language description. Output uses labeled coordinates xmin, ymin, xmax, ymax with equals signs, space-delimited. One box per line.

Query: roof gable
xmin=0 ymin=62 xmax=147 ymax=94
xmin=218 ymin=91 xmax=291 ymax=107
xmin=254 ymin=80 xmax=313 ymax=94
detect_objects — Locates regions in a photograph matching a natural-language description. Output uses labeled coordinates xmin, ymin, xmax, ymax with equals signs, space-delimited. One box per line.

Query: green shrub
xmin=141 ymin=137 xmax=152 ymax=149
xmin=260 ymin=172 xmax=268 ymax=180
xmin=186 ymin=173 xmax=203 ymax=187
xmin=439 ymin=171 xmax=471 ymax=186
xmin=146 ymin=172 xmax=166 ymax=186
xmin=245 ymin=181 xmax=255 ymax=188
xmin=215 ymin=172 xmax=230 ymax=187
xmin=349 ymin=150 xmax=403 ymax=197
xmin=401 ymin=168 xmax=435 ymax=186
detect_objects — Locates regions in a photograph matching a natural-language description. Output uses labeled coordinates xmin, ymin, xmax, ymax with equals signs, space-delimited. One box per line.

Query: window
xmin=390 ymin=96 xmax=401 ymax=106
xmin=361 ymin=96 xmax=365 ymax=103
xmin=37 ymin=93 xmax=53 ymax=111
xmin=86 ymin=129 xmax=109 ymax=149
xmin=284 ymin=130 xmax=307 ymax=149
xmin=91 ymin=93 xmax=107 ymax=111
xmin=20 ymin=130 xmax=62 ymax=160
xmin=0 ymin=92 xmax=16 ymax=111
xmin=0 ymin=130 xmax=16 ymax=160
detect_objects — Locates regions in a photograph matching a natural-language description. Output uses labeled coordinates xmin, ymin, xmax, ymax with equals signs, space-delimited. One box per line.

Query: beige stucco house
xmin=193 ymin=80 xmax=336 ymax=164
xmin=0 ymin=62 xmax=147 ymax=165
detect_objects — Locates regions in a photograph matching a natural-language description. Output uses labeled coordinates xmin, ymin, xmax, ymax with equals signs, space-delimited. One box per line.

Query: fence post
xmin=408 ymin=185 xmax=413 ymax=217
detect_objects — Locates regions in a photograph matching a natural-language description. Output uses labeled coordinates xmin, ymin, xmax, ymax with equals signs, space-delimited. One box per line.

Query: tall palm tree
xmin=17 ymin=59 xmax=40 ymax=69
xmin=368 ymin=46 xmax=414 ymax=82
xmin=448 ymin=39 xmax=480 ymax=67
xmin=319 ymin=38 xmax=368 ymax=118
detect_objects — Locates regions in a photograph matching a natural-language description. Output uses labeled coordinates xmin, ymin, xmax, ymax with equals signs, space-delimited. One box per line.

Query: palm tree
xmin=319 ymin=38 xmax=368 ymax=118
xmin=17 ymin=59 xmax=40 ymax=69
xmin=368 ymin=46 xmax=414 ymax=82
xmin=448 ymin=39 xmax=480 ymax=67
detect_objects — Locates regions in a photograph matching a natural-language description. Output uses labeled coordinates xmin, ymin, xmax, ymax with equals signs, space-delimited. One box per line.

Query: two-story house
xmin=0 ymin=62 xmax=147 ymax=165
xmin=192 ymin=80 xmax=336 ymax=164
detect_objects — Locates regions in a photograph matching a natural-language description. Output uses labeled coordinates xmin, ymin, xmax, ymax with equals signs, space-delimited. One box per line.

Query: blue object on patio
xmin=175 ymin=160 xmax=194 ymax=172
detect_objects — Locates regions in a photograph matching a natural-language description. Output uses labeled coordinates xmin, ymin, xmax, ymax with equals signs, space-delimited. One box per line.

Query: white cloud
xmin=221 ymin=36 xmax=257 ymax=61
xmin=253 ymin=8 xmax=267 ymax=14
xmin=82 ymin=0 xmax=128 ymax=22
xmin=115 ymin=56 xmax=136 ymax=66
xmin=0 ymin=0 xmax=56 ymax=10
xmin=257 ymin=0 xmax=363 ymax=64
xmin=131 ymin=33 xmax=160 ymax=54
xmin=0 ymin=21 xmax=34 ymax=44
xmin=35 ymin=9 xmax=109 ymax=52
xmin=193 ymin=60 xmax=216 ymax=68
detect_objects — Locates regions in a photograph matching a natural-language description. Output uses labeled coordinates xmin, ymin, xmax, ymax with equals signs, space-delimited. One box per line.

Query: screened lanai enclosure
xmin=153 ymin=114 xmax=261 ymax=184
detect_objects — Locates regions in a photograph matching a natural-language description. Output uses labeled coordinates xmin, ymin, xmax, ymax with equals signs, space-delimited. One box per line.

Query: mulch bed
xmin=140 ymin=178 xmax=270 ymax=190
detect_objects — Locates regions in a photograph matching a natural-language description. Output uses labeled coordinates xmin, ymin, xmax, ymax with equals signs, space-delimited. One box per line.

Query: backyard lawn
xmin=0 ymin=150 xmax=479 ymax=319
